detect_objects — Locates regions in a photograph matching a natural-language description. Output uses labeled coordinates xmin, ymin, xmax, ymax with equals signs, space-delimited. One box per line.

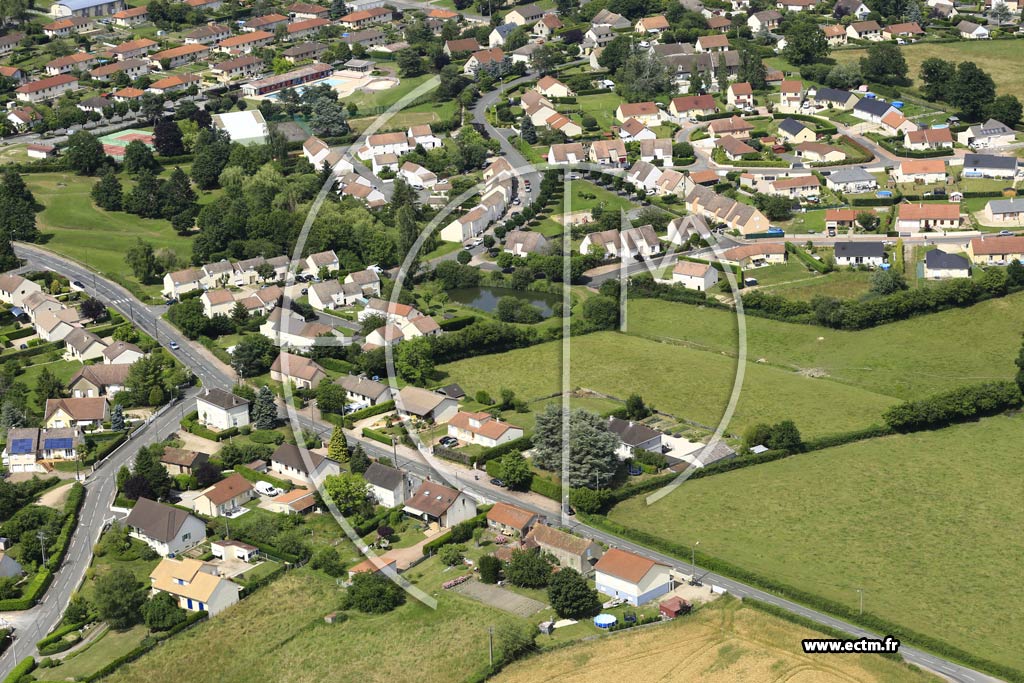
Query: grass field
xmin=497 ymin=596 xmax=938 ymax=683
xmin=763 ymin=269 xmax=875 ymax=301
xmin=625 ymin=296 xmax=1023 ymax=400
xmin=438 ymin=330 xmax=897 ymax=439
xmin=17 ymin=359 xmax=82 ymax=417
xmin=35 ymin=625 xmax=149 ymax=681
xmin=104 ymin=570 xmax=523 ymax=683
xmin=25 ymin=172 xmax=197 ymax=301
xmin=560 ymin=180 xmax=633 ymax=215
xmin=569 ymin=93 xmax=626 ymax=133
xmin=609 ymin=413 xmax=1024 ymax=671
xmin=834 ymin=41 xmax=1024 ymax=101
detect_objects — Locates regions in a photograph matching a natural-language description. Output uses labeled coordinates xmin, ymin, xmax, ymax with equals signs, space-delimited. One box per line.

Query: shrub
xmin=883 ymin=381 xmax=1023 ymax=432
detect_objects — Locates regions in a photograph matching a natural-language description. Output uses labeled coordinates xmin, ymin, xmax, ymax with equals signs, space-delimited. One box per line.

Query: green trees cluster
xmin=532 ymin=405 xmax=619 ymax=488
xmin=344 ymin=571 xmax=406 ymax=613
xmin=742 ymin=420 xmax=803 ymax=454
xmin=919 ymin=58 xmax=1019 ymax=124
xmin=883 ymin=381 xmax=1022 ymax=432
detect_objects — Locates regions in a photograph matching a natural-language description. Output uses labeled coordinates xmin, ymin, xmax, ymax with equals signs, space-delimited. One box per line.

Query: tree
xmin=496 ymin=621 xmax=536 ymax=664
xmin=154 ymin=117 xmax=185 ymax=157
xmin=65 ymin=595 xmax=93 ymax=625
xmin=194 ymin=460 xmax=221 ymax=488
xmin=36 ymin=366 xmax=65 ymax=401
xmin=124 ymin=169 xmax=163 ymax=218
xmin=310 ymin=547 xmax=345 ymax=576
xmin=91 ymin=171 xmax=123 ymax=211
xmin=783 ymin=14 xmax=829 ymax=66
xmin=919 ymin=57 xmax=955 ymax=102
xmin=989 ymin=95 xmax=1023 ymax=129
xmin=625 ymin=393 xmax=650 ymax=420
xmin=142 ymin=591 xmax=186 ymax=631
xmin=94 ymin=567 xmax=146 ymax=629
xmin=251 ymin=385 xmax=277 ymax=429
xmin=123 ymin=140 xmax=158 ymax=175
xmin=395 ymin=336 xmax=435 ymax=385
xmin=871 ymin=268 xmax=907 ymax=295
xmin=991 ymin=0 xmax=1012 ymax=23
xmin=111 ymin=404 xmax=126 ymax=431
xmin=532 ymin=405 xmax=619 ymax=488
xmin=505 ymin=548 xmax=552 ymax=588
xmin=856 ymin=211 xmax=880 ymax=232
xmin=325 ymin=472 xmax=371 ymax=516
xmin=520 ymin=115 xmax=537 ymax=144
xmin=950 ymin=62 xmax=996 ymax=121
xmin=597 ymin=35 xmax=631 ymax=73
xmin=316 ymin=380 xmax=348 ymax=415
xmin=438 ymin=543 xmax=465 ymax=566
xmin=65 ymin=131 xmax=106 ymax=175
xmin=231 ymin=335 xmax=276 ymax=378
xmin=190 ymin=128 xmax=231 ymax=190
xmin=80 ymin=297 xmax=107 ymax=321
xmin=859 ymin=42 xmax=908 ymax=85
xmin=548 ymin=568 xmax=600 ymax=619
xmin=160 ymin=167 xmax=197 ymax=222
xmin=125 ymin=238 xmax=158 ymax=283
xmin=581 ymin=295 xmax=619 ymax=330
xmin=327 ymin=427 xmax=349 ymax=462
xmin=498 ymin=451 xmax=531 ymax=490
xmin=478 ymin=554 xmax=501 ymax=583
xmin=769 ymin=420 xmax=803 ymax=452
xmin=754 ymin=194 xmax=792 ymax=221
xmin=348 ymin=444 xmax=370 ymax=474
xmin=396 ymin=48 xmax=425 ymax=77
xmin=616 ymin=51 xmax=672 ymax=102
xmin=344 ymin=571 xmax=405 ymax=613
xmin=456 ymin=249 xmax=472 ymax=265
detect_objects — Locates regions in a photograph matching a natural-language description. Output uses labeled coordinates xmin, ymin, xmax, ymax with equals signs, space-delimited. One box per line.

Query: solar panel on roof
xmin=9 ymin=438 xmax=34 ymax=454
xmin=43 ymin=438 xmax=73 ymax=450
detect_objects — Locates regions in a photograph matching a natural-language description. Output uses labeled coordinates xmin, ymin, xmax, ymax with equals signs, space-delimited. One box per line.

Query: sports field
xmin=105 ymin=570 xmax=522 ymax=683
xmin=497 ymin=597 xmax=938 ymax=683
xmin=609 ymin=414 xmax=1024 ymax=671
xmin=625 ymin=296 xmax=1023 ymax=400
xmin=438 ymin=330 xmax=897 ymax=439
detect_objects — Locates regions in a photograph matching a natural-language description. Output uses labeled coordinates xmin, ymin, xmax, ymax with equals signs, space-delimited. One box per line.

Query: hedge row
xmin=318 ymin=357 xmax=355 ymax=373
xmin=354 ymin=505 xmax=402 ymax=537
xmin=180 ymin=411 xmax=239 ymax=441
xmin=0 ymin=569 xmax=51 ymax=611
xmin=346 ymin=400 xmax=395 ymax=423
xmin=472 ymin=435 xmax=533 ymax=465
xmin=239 ymin=562 xmax=287 ymax=595
xmin=2 ymin=657 xmax=35 ymax=683
xmin=36 ymin=621 xmax=86 ymax=656
xmin=883 ymin=381 xmax=1023 ymax=432
xmin=0 ymin=340 xmax=62 ymax=362
xmin=75 ymin=612 xmax=208 ymax=682
xmin=361 ymin=427 xmax=392 ymax=445
xmin=45 ymin=483 xmax=85 ymax=573
xmin=771 ymin=112 xmax=838 ymax=135
xmin=873 ymin=137 xmax=953 ymax=158
xmin=584 ymin=514 xmax=1023 ymax=682
xmin=439 ymin=315 xmax=477 ymax=331
xmin=801 ymin=423 xmax=893 ymax=451
xmin=4 ymin=326 xmax=36 ymax=341
xmin=421 ymin=509 xmax=490 ymax=556
xmin=485 ymin=459 xmax=564 ymax=501
xmin=785 ymin=243 xmax=829 ymax=274
xmin=231 ymin=465 xmax=294 ymax=492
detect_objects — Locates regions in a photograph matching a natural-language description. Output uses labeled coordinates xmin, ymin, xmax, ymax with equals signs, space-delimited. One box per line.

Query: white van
xmin=254 ymin=481 xmax=278 ymax=497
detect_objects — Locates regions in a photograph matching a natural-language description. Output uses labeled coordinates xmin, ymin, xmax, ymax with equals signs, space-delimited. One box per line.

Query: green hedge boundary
xmin=361 ymin=427 xmax=392 ymax=445
xmin=36 ymin=621 xmax=86 ymax=656
xmin=231 ymin=465 xmax=295 ymax=492
xmin=346 ymin=400 xmax=395 ymax=423
xmin=77 ymin=611 xmax=208 ymax=682
xmin=421 ymin=508 xmax=490 ymax=556
xmin=3 ymin=657 xmax=35 ymax=683
xmin=785 ymin=242 xmax=829 ymax=274
xmin=584 ymin=514 xmax=1023 ymax=682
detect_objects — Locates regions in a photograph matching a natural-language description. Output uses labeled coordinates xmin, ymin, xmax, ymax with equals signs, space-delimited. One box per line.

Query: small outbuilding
xmin=659 ymin=596 xmax=692 ymax=618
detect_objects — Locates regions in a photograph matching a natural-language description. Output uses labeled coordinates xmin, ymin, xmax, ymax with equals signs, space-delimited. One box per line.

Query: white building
xmin=126 ymin=497 xmax=207 ymax=557
xmin=672 ymin=260 xmax=719 ymax=291
xmin=149 ymin=557 xmax=241 ymax=616
xmin=196 ymin=388 xmax=250 ymax=431
xmin=594 ymin=548 xmax=674 ymax=605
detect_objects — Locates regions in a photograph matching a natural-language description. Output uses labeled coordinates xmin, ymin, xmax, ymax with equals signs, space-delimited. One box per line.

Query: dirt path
xmin=37 ymin=481 xmax=73 ymax=510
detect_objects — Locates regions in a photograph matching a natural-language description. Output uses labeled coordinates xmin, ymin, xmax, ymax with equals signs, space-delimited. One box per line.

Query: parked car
xmin=168 ymin=341 xmax=179 ymax=350
xmin=489 ymin=478 xmax=505 ymax=487
xmin=999 ymin=230 xmax=1015 ymax=236
xmin=70 ymin=280 xmax=85 ymax=292
xmin=439 ymin=436 xmax=458 ymax=447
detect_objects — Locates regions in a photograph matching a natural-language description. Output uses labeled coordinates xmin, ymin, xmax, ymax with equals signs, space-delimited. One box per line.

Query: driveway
xmin=452 ymin=579 xmax=546 ymax=617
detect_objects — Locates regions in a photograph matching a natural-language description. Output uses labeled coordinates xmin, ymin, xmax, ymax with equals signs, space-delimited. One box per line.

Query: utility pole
xmin=224 ymin=517 xmax=229 ymax=540
xmin=691 ymin=540 xmax=700 ymax=581
xmin=37 ymin=530 xmax=48 ymax=567
xmin=488 ymin=626 xmax=493 ymax=666
xmin=856 ymin=588 xmax=864 ymax=615
xmin=391 ymin=436 xmax=400 ymax=470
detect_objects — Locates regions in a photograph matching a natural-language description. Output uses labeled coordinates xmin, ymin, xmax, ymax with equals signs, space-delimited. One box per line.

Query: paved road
xmin=9 ymin=243 xmax=1003 ymax=683
xmin=471 ymin=73 xmax=543 ymax=205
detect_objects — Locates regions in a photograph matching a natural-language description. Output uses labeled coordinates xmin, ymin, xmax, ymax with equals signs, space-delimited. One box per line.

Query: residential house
xmin=924 ymin=249 xmax=971 ymax=279
xmin=192 ymin=473 xmax=254 ymax=517
xmin=904 ymin=127 xmax=953 ymax=150
xmin=286 ymin=17 xmax=330 ymax=40
xmin=707 ymin=116 xmax=753 ymax=139
xmin=852 ymin=97 xmax=895 ymax=123
xmin=639 ymin=138 xmax=673 ymax=165
xmin=582 ymin=24 xmax=615 ymax=52
xmin=834 ymin=0 xmax=870 ymax=18
xmin=962 ymin=153 xmax=1018 ymax=178
xmin=748 ymin=9 xmax=781 ymax=31
xmin=503 ymin=230 xmax=549 ymax=257
xmin=242 ymin=12 xmax=287 ymax=31
xmin=6 ymin=107 xmax=39 ymax=131
xmin=685 ymin=184 xmax=771 ymax=235
xmin=809 ymin=87 xmax=858 ymax=109
xmin=615 ymin=101 xmax=663 ymax=127
xmin=794 ymin=142 xmax=846 ymax=163
xmin=403 ymin=481 xmax=477 ymax=527
xmin=535 ymin=75 xmax=573 ymax=98
xmin=957 ymin=20 xmax=990 ymax=38
xmin=45 ymin=52 xmax=98 ymax=76
xmin=957 ymin=119 xmax=1015 ymax=149
xmin=112 ymin=6 xmax=147 ymax=25
xmin=825 ymin=208 xmax=865 ymax=229
xmin=0 ymin=274 xmax=42 ymax=308
xmin=592 ymin=8 xmax=630 ymax=28
xmin=160 ymin=447 xmax=210 ymax=476
xmin=967 ymin=235 xmax=1024 ymax=263
xmin=486 ymin=502 xmax=537 ymax=537
xmin=307 ymin=279 xmax=363 ymax=311
xmin=395 ymin=386 xmax=458 ymax=423
xmin=443 ymin=37 xmax=480 ymax=56
xmin=525 ymin=524 xmax=603 ymax=575
xmin=546 ymin=142 xmax=586 ymax=165
xmin=270 ymin=442 xmax=340 ymax=481
xmin=440 ymin=206 xmax=489 ymax=243
xmin=305 ymin=250 xmax=340 ymax=276
xmin=22 ymin=292 xmax=62 ymax=324
xmin=716 ymin=135 xmax=756 ymax=161
xmin=669 ymin=94 xmax=717 ymax=121
xmin=464 ymin=47 xmax=506 ymax=78
xmin=847 ymin=20 xmax=882 ymax=40
xmin=15 ymin=74 xmax=80 ymax=103
xmin=607 ymin=416 xmax=662 ymax=459
xmin=769 ymin=175 xmax=821 ymax=197
xmin=364 ymin=462 xmax=409 ymax=507
xmin=344 ymin=269 xmax=381 ymax=297
xmin=535 ymin=13 xmax=563 ymax=38
xmin=149 ymin=557 xmax=241 ymax=616
xmin=825 ymin=167 xmax=877 ymax=193
xmin=777 ymin=80 xmax=804 ymax=112
xmin=666 ymin=214 xmax=710 ymax=244
xmin=594 ymin=548 xmax=673 ymax=605
xmin=269 ymin=352 xmax=327 ymax=390
xmin=835 ymin=241 xmax=886 ymax=267
xmin=777 ymin=118 xmax=816 ymax=144
xmin=288 ymin=1 xmax=329 ymax=18
xmin=196 ymin=388 xmax=250 ymax=431
xmin=635 ymin=15 xmax=669 ymax=33
xmin=882 ymin=21 xmax=924 ymax=39
xmin=408 ymin=124 xmax=443 ymax=150
xmin=185 ymin=23 xmax=231 ymax=45
xmin=447 ymin=411 xmax=524 ymax=448
xmin=617 ymin=117 xmax=656 ymax=142
xmin=337 ymin=374 xmax=393 ymax=407
xmin=211 ymin=539 xmax=259 ymax=561
xmin=281 ymin=41 xmax=325 ymax=63
xmin=68 ymin=364 xmax=131 ymax=398
xmin=42 ymin=18 xmax=89 ymax=38
xmin=126 ymin=498 xmax=206 ymax=557
xmin=63 ymin=328 xmax=107 ymax=362
xmin=103 ymin=341 xmax=143 ymax=365
xmin=821 ymin=24 xmax=848 ymax=46
xmin=90 ymin=58 xmax=149 ymax=81
xmin=721 ymin=243 xmax=787 ymax=267
xmin=44 ymin=397 xmax=108 ymax=429
xmin=695 ymin=34 xmax=729 ymax=52
xmin=672 ymin=260 xmax=719 ymax=291
xmin=589 ymin=138 xmax=628 ymax=166
xmin=3 ymin=427 xmax=82 ymax=472
xmin=0 ymin=554 xmax=22 ymax=579
xmin=984 ymin=198 xmax=1024 ymax=225
xmin=777 ymin=0 xmax=816 ymax=10
xmin=506 ymin=3 xmax=544 ymax=25
xmin=149 ymin=44 xmax=210 ymax=69
xmin=726 ymin=82 xmax=753 ymax=109
xmin=896 ymin=203 xmax=961 ymax=232
xmin=893 ymin=158 xmax=946 ymax=183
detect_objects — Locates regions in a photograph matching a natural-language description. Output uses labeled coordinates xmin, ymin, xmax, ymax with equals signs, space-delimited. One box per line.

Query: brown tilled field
xmin=495 ymin=598 xmax=938 ymax=683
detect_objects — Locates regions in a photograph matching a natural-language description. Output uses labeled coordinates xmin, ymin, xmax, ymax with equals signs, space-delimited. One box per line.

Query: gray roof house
xmin=125 ymin=497 xmax=207 ymax=557
xmin=825 ymin=167 xmax=877 ymax=192
xmin=607 ymin=416 xmax=662 ymax=460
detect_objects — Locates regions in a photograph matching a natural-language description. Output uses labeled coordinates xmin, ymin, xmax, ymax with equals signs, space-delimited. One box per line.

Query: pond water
xmin=446 ymin=287 xmax=560 ymax=318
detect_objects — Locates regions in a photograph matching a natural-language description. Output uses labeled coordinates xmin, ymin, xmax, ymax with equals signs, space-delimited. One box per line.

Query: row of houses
xmin=162 ymin=250 xmax=346 ymax=300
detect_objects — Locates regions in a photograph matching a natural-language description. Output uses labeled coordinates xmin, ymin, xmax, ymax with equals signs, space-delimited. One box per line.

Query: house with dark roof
xmin=160 ymin=447 xmax=210 ymax=476
xmin=777 ymin=118 xmax=815 ymax=144
xmin=126 ymin=497 xmax=206 ymax=556
xmin=607 ymin=416 xmax=662 ymax=459
xmin=809 ymin=87 xmax=857 ymax=110
xmin=196 ymin=388 xmax=249 ymax=431
xmin=336 ymin=374 xmax=394 ymax=407
xmin=269 ymin=443 xmax=340 ymax=481
xmin=852 ymin=97 xmax=895 ymax=124
xmin=364 ymin=462 xmax=410 ymax=507
xmin=924 ymin=249 xmax=971 ymax=279
xmin=3 ymin=427 xmax=82 ymax=472
xmin=962 ymin=153 xmax=1018 ymax=179
xmin=957 ymin=119 xmax=1014 ymax=149
xmin=402 ymin=481 xmax=477 ymax=527
xmin=825 ymin=168 xmax=877 ymax=193
xmin=834 ymin=241 xmax=885 ymax=267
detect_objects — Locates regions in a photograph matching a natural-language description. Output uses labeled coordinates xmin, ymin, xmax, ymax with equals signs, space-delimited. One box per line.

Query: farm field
xmin=608 ymin=414 xmax=1024 ymax=672
xmin=496 ymin=597 xmax=939 ymax=683
xmin=833 ymin=42 xmax=1024 ymax=101
xmin=624 ymin=296 xmax=1022 ymax=400
xmin=104 ymin=570 xmax=523 ymax=683
xmin=25 ymin=172 xmax=200 ymax=302
xmin=438 ymin=331 xmax=897 ymax=439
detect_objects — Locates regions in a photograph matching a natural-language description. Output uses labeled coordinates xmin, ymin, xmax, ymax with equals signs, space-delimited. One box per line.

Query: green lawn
xmin=570 ymin=92 xmax=625 ymax=132
xmin=744 ymin=259 xmax=818 ymax=288
xmin=608 ymin=413 xmax=1024 ymax=672
xmin=624 ymin=296 xmax=1024 ymax=401
xmin=438 ymin=330 xmax=898 ymax=439
xmin=560 ymin=180 xmax=633 ymax=216
xmin=35 ymin=625 xmax=149 ymax=681
xmin=104 ymin=570 xmax=525 ymax=683
xmin=17 ymin=358 xmax=82 ymax=417
xmin=765 ymin=269 xmax=876 ymax=301
xmin=26 ymin=172 xmax=196 ymax=302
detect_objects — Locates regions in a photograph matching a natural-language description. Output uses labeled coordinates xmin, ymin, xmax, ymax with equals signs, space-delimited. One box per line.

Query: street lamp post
xmin=391 ymin=436 xmax=399 ymax=470
xmin=691 ymin=540 xmax=700 ymax=581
